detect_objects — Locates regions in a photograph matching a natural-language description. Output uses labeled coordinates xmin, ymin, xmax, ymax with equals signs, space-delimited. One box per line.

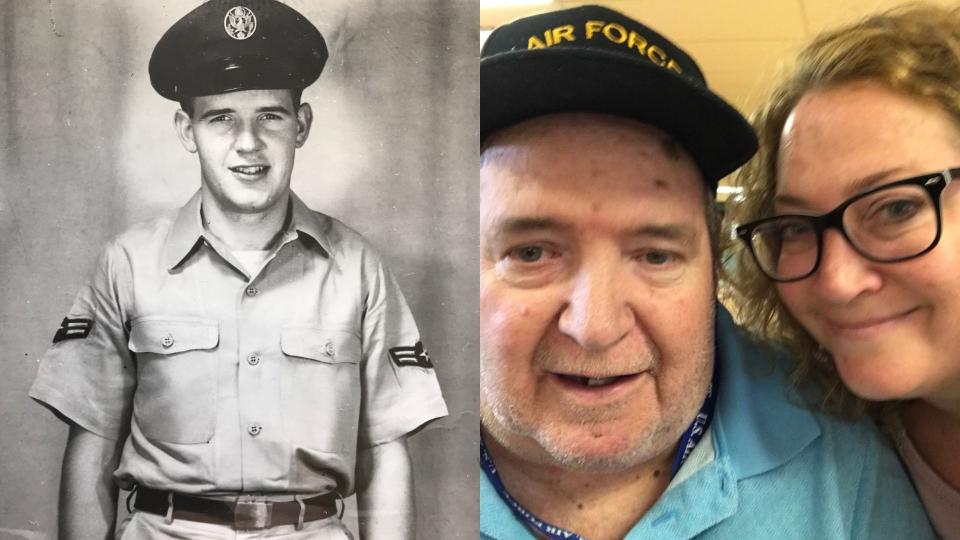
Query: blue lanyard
xmin=671 ymin=362 xmax=719 ymax=476
xmin=481 ymin=364 xmax=719 ymax=540
xmin=480 ymin=439 xmax=586 ymax=540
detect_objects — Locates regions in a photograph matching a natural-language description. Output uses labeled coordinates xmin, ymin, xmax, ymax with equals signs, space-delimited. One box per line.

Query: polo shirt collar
xmin=162 ymin=190 xmax=334 ymax=271
xmin=713 ymin=303 xmax=821 ymax=480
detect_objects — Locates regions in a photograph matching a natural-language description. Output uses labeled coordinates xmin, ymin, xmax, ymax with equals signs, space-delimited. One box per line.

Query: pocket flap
xmin=281 ymin=328 xmax=359 ymax=364
xmin=129 ymin=317 xmax=219 ymax=355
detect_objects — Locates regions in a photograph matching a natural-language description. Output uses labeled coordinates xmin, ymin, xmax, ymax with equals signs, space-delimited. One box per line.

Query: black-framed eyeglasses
xmin=735 ymin=167 xmax=958 ymax=282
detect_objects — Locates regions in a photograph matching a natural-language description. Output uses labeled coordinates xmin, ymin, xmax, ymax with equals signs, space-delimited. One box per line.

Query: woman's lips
xmin=824 ymin=307 xmax=919 ymax=337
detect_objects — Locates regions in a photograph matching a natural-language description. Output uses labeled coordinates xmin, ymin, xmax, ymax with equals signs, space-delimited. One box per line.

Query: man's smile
xmin=228 ymin=164 xmax=270 ymax=179
xmin=547 ymin=371 xmax=649 ymax=406
xmin=551 ymin=371 xmax=644 ymax=387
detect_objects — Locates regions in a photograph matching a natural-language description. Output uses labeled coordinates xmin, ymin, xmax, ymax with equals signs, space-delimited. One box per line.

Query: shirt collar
xmin=162 ymin=190 xmax=334 ymax=271
xmin=713 ymin=303 xmax=821 ymax=480
xmin=287 ymin=191 xmax=334 ymax=256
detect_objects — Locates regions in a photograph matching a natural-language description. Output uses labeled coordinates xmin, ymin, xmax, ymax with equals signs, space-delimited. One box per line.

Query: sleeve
xmin=28 ymin=241 xmax=136 ymax=441
xmin=357 ymin=254 xmax=448 ymax=448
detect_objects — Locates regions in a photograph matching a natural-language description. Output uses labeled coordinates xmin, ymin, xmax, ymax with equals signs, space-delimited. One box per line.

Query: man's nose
xmin=812 ymin=229 xmax=883 ymax=303
xmin=557 ymin=259 xmax=634 ymax=351
xmin=233 ymin=120 xmax=265 ymax=153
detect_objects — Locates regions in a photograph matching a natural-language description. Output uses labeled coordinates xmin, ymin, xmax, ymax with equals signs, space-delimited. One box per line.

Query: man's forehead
xmin=483 ymin=113 xmax=686 ymax=155
xmin=483 ymin=135 xmax=703 ymax=206
xmin=482 ymin=176 xmax=705 ymax=242
xmin=193 ymin=89 xmax=296 ymax=110
xmin=481 ymin=113 xmax=702 ymax=185
xmin=482 ymin=167 xmax=686 ymax=205
xmin=482 ymin=147 xmax=707 ymax=245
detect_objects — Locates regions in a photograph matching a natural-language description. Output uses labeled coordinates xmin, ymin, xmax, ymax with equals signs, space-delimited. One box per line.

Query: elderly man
xmin=29 ymin=1 xmax=446 ymax=538
xmin=479 ymin=5 xmax=933 ymax=540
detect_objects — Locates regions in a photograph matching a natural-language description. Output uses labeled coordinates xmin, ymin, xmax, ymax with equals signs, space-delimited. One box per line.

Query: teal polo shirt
xmin=481 ymin=305 xmax=934 ymax=539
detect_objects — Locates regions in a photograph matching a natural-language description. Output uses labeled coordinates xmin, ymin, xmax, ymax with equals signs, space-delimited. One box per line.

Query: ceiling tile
xmin=554 ymin=0 xmax=807 ymax=41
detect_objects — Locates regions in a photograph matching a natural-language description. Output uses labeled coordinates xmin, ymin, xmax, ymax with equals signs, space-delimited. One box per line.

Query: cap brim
xmin=481 ymin=48 xmax=758 ymax=184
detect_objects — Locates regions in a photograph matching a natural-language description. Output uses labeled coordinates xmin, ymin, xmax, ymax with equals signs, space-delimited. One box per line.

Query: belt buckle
xmin=234 ymin=496 xmax=273 ymax=530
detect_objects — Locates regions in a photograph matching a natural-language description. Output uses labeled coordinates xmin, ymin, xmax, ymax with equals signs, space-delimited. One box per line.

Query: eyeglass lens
xmin=748 ymin=182 xmax=937 ymax=280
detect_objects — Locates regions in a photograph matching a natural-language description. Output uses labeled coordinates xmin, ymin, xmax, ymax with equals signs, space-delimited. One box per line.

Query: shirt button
xmin=247 ymin=352 xmax=261 ymax=366
xmin=247 ymin=423 xmax=262 ymax=436
xmin=245 ymin=285 xmax=259 ymax=297
xmin=322 ymin=341 xmax=335 ymax=357
xmin=161 ymin=334 xmax=175 ymax=349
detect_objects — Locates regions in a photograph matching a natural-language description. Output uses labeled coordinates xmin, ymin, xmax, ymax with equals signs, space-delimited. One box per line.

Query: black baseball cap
xmin=150 ymin=0 xmax=328 ymax=101
xmin=481 ymin=5 xmax=757 ymax=187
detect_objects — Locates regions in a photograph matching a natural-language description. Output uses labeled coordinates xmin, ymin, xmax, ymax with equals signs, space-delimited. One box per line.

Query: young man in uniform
xmin=479 ymin=5 xmax=933 ymax=539
xmin=29 ymin=1 xmax=447 ymax=538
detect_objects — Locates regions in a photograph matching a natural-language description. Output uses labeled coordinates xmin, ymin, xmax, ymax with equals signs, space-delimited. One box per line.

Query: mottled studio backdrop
xmin=0 ymin=0 xmax=478 ymax=538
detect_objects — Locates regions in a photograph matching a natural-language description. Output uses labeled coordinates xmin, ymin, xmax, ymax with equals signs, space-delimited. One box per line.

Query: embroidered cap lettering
xmin=527 ymin=21 xmax=683 ymax=75
xmin=389 ymin=341 xmax=434 ymax=369
xmin=52 ymin=317 xmax=93 ymax=343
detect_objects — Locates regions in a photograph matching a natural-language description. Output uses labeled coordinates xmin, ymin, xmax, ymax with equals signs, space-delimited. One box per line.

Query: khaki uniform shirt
xmin=30 ymin=191 xmax=447 ymax=496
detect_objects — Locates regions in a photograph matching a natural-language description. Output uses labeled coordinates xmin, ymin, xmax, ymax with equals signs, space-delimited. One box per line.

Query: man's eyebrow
xmin=625 ymin=224 xmax=697 ymax=243
xmin=492 ymin=219 xmax=696 ymax=241
xmin=199 ymin=108 xmax=234 ymax=120
xmin=493 ymin=217 xmax=570 ymax=238
xmin=257 ymin=105 xmax=293 ymax=115
xmin=198 ymin=105 xmax=292 ymax=120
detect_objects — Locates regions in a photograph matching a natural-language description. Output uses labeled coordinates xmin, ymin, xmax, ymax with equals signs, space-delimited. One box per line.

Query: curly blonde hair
xmin=725 ymin=3 xmax=960 ymax=419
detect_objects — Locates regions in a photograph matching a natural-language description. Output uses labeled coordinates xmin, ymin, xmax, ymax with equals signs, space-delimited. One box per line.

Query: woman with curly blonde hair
xmin=728 ymin=4 xmax=960 ymax=537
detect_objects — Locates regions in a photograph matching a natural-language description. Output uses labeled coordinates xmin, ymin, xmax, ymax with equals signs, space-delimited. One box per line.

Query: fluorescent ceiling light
xmin=481 ymin=0 xmax=553 ymax=7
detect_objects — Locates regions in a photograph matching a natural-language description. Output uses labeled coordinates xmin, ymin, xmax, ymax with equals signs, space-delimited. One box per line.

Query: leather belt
xmin=133 ymin=486 xmax=339 ymax=530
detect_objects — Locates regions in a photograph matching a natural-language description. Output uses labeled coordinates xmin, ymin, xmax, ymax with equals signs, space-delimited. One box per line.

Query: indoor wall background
xmin=0 ymin=1 xmax=479 ymax=538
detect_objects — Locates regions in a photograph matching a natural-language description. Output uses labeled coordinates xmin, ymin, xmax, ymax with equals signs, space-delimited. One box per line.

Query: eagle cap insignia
xmin=224 ymin=6 xmax=257 ymax=40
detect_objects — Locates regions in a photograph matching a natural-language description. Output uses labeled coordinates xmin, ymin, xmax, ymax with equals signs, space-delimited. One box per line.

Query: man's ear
xmin=174 ymin=109 xmax=198 ymax=153
xmin=295 ymin=102 xmax=313 ymax=148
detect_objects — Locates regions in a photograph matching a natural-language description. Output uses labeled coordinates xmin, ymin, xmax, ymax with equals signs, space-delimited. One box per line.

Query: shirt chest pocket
xmin=280 ymin=328 xmax=362 ymax=453
xmin=129 ymin=317 xmax=220 ymax=444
